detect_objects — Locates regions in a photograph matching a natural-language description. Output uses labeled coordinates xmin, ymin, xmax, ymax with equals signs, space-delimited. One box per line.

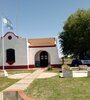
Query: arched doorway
xmin=6 ymin=49 xmax=15 ymax=65
xmin=35 ymin=51 xmax=50 ymax=67
xmin=40 ymin=51 xmax=48 ymax=67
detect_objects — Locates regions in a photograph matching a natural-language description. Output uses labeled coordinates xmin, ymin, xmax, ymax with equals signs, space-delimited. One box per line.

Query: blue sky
xmin=0 ymin=0 xmax=90 ymax=57
xmin=0 ymin=0 xmax=90 ymax=38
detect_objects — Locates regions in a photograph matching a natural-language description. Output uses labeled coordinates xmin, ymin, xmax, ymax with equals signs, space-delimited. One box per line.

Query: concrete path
xmin=8 ymin=73 xmax=31 ymax=79
xmin=0 ymin=68 xmax=48 ymax=100
xmin=37 ymin=72 xmax=58 ymax=79
xmin=4 ymin=68 xmax=47 ymax=91
xmin=8 ymin=72 xmax=58 ymax=79
xmin=0 ymin=92 xmax=3 ymax=100
xmin=0 ymin=68 xmax=47 ymax=100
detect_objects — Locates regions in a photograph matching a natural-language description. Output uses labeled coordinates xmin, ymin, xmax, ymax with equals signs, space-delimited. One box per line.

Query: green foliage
xmin=46 ymin=68 xmax=60 ymax=73
xmin=59 ymin=9 xmax=90 ymax=58
xmin=47 ymin=66 xmax=52 ymax=71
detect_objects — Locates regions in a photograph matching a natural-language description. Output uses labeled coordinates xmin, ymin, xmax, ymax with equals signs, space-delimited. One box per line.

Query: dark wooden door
xmin=40 ymin=51 xmax=48 ymax=67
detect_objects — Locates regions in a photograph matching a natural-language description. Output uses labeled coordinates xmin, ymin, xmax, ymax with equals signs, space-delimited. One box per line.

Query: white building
xmin=0 ymin=32 xmax=62 ymax=69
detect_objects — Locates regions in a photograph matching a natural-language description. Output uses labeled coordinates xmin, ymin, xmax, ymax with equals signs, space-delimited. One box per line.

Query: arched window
xmin=6 ymin=49 xmax=15 ymax=65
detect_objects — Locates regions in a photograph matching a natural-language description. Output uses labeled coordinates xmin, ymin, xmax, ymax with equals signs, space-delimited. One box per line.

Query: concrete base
xmin=0 ymin=70 xmax=8 ymax=77
xmin=3 ymin=90 xmax=32 ymax=100
xmin=61 ymin=70 xmax=90 ymax=78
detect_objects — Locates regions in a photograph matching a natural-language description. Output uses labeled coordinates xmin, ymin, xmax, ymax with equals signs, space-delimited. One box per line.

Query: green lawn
xmin=0 ymin=77 xmax=19 ymax=91
xmin=25 ymin=76 xmax=90 ymax=100
xmin=46 ymin=68 xmax=61 ymax=73
xmin=0 ymin=69 xmax=35 ymax=92
xmin=7 ymin=69 xmax=35 ymax=74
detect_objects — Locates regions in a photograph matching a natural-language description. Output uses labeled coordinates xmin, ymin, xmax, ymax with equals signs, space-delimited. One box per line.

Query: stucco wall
xmin=28 ymin=46 xmax=61 ymax=65
xmin=0 ymin=32 xmax=27 ymax=67
xmin=0 ymin=32 xmax=62 ymax=68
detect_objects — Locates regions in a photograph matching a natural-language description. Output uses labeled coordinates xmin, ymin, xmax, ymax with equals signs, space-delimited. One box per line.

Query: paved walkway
xmin=0 ymin=92 xmax=3 ymax=100
xmin=37 ymin=72 xmax=58 ymax=78
xmin=1 ymin=68 xmax=59 ymax=100
xmin=8 ymin=72 xmax=58 ymax=79
xmin=0 ymin=68 xmax=47 ymax=100
xmin=4 ymin=68 xmax=47 ymax=91
xmin=8 ymin=73 xmax=31 ymax=79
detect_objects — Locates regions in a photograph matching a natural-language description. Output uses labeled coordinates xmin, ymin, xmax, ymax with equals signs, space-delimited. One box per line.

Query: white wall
xmin=28 ymin=46 xmax=61 ymax=65
xmin=0 ymin=32 xmax=61 ymax=67
xmin=0 ymin=32 xmax=27 ymax=66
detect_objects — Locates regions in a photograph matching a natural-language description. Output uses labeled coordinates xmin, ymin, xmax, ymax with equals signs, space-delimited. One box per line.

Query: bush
xmin=47 ymin=66 xmax=52 ymax=71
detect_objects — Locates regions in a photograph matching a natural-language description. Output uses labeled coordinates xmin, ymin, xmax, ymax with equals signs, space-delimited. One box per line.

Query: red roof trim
xmin=3 ymin=32 xmax=19 ymax=38
xmin=51 ymin=64 xmax=62 ymax=68
xmin=29 ymin=45 xmax=56 ymax=48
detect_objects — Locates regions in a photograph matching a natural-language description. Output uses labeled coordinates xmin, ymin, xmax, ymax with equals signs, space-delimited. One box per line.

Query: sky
xmin=0 ymin=0 xmax=90 ymax=57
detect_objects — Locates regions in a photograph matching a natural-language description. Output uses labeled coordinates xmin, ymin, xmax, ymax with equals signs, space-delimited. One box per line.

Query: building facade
xmin=0 ymin=32 xmax=62 ymax=69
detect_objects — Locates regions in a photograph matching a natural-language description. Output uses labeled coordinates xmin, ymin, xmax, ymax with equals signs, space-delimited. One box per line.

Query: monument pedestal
xmin=0 ymin=70 xmax=8 ymax=77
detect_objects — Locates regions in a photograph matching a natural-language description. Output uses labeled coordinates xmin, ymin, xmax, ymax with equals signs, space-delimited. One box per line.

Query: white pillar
xmin=26 ymin=39 xmax=29 ymax=69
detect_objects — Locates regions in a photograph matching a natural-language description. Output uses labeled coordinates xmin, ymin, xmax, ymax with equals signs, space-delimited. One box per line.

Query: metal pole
xmin=1 ymin=17 xmax=5 ymax=71
xmin=27 ymin=39 xmax=29 ymax=69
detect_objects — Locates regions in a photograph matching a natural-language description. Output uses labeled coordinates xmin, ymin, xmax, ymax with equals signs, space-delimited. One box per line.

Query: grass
xmin=0 ymin=77 xmax=19 ymax=91
xmin=46 ymin=68 xmax=61 ymax=73
xmin=25 ymin=76 xmax=90 ymax=100
xmin=0 ymin=69 xmax=35 ymax=92
xmin=6 ymin=69 xmax=35 ymax=74
xmin=0 ymin=69 xmax=35 ymax=91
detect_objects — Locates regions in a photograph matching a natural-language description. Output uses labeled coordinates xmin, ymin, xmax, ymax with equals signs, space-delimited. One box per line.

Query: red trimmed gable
xmin=3 ymin=32 xmax=19 ymax=38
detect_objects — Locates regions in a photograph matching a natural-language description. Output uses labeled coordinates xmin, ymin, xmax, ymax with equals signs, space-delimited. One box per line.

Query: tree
xmin=59 ymin=9 xmax=90 ymax=59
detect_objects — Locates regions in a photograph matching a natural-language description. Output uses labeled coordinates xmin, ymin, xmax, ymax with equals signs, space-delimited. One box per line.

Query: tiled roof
xmin=28 ymin=38 xmax=56 ymax=47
